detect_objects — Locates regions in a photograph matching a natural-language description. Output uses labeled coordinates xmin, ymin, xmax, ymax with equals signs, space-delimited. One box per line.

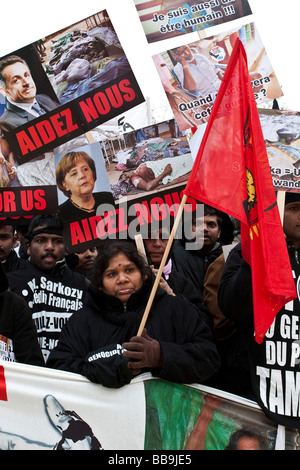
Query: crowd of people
xmin=0 ymin=206 xmax=232 ymax=386
xmin=1 ymin=192 xmax=300 ymax=430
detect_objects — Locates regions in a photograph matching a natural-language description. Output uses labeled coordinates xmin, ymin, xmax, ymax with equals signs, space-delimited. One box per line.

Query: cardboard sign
xmin=0 ymin=9 xmax=144 ymax=221
xmin=153 ymin=23 xmax=283 ymax=131
xmin=133 ymin=0 xmax=252 ymax=44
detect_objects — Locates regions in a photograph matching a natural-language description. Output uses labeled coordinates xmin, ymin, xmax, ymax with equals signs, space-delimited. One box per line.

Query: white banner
xmin=0 ymin=361 xmax=299 ymax=451
xmin=0 ymin=361 xmax=145 ymax=450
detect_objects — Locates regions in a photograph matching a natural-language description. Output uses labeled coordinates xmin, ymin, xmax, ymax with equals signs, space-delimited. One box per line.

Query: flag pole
xmin=137 ymin=194 xmax=188 ymax=336
xmin=135 ymin=234 xmax=147 ymax=261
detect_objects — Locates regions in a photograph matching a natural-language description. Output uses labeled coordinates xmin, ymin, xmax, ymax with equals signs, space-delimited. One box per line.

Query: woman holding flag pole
xmin=47 ymin=239 xmax=220 ymax=388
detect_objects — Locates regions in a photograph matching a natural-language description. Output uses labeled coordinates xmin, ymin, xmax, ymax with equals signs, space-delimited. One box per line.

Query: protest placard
xmin=55 ymin=119 xmax=197 ymax=252
xmin=0 ymin=9 xmax=144 ymax=224
xmin=153 ymin=23 xmax=283 ymax=131
xmin=133 ymin=0 xmax=252 ymax=43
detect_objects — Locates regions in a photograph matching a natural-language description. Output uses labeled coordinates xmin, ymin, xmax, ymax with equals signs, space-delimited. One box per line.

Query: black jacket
xmin=218 ymin=242 xmax=300 ymax=428
xmin=0 ymin=264 xmax=44 ymax=366
xmin=47 ymin=280 xmax=220 ymax=388
xmin=58 ymin=191 xmax=115 ymax=223
xmin=172 ymin=239 xmax=223 ymax=297
xmin=7 ymin=259 xmax=89 ymax=362
xmin=1 ymin=250 xmax=28 ymax=274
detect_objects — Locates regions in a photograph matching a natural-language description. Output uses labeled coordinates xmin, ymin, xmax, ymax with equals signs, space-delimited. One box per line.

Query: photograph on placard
xmin=259 ymin=109 xmax=300 ymax=192
xmin=188 ymin=107 xmax=300 ymax=194
xmin=105 ymin=119 xmax=193 ymax=203
xmin=153 ymin=23 xmax=283 ymax=131
xmin=133 ymin=0 xmax=252 ymax=44
xmin=0 ymin=9 xmax=144 ymax=165
xmin=0 ymin=126 xmax=57 ymax=217
xmin=40 ymin=10 xmax=130 ymax=105
xmin=55 ymin=141 xmax=114 ymax=223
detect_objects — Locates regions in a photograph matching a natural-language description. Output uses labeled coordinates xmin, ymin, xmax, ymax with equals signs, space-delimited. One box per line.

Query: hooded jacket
xmin=47 ymin=279 xmax=220 ymax=388
xmin=0 ymin=264 xmax=44 ymax=366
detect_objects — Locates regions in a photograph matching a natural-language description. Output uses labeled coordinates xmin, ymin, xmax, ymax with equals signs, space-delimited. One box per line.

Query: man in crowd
xmin=7 ymin=214 xmax=89 ymax=363
xmin=66 ymin=246 xmax=98 ymax=280
xmin=0 ymin=222 xmax=27 ymax=273
xmin=143 ymin=223 xmax=202 ymax=310
xmin=0 ymin=262 xmax=44 ymax=366
xmin=172 ymin=204 xmax=233 ymax=298
xmin=14 ymin=224 xmax=30 ymax=260
xmin=218 ymin=192 xmax=300 ymax=429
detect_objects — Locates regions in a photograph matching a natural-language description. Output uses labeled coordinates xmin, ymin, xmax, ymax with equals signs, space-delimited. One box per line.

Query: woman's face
xmin=62 ymin=158 xmax=95 ymax=198
xmin=101 ymin=252 xmax=144 ymax=304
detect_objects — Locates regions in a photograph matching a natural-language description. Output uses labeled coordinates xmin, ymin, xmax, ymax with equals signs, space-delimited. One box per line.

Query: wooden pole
xmin=85 ymin=131 xmax=96 ymax=144
xmin=277 ymin=191 xmax=286 ymax=225
xmin=135 ymin=234 xmax=147 ymax=261
xmin=137 ymin=194 xmax=188 ymax=336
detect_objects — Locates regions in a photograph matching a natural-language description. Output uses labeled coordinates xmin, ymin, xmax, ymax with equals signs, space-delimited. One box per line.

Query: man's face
xmin=28 ymin=227 xmax=65 ymax=271
xmin=2 ymin=61 xmax=36 ymax=104
xmin=175 ymin=46 xmax=194 ymax=62
xmin=283 ymin=202 xmax=300 ymax=248
xmin=192 ymin=214 xmax=221 ymax=250
xmin=0 ymin=225 xmax=16 ymax=262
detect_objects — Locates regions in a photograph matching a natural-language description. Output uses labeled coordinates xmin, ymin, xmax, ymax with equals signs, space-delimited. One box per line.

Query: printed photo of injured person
xmin=106 ymin=120 xmax=194 ymax=202
xmin=38 ymin=10 xmax=131 ymax=105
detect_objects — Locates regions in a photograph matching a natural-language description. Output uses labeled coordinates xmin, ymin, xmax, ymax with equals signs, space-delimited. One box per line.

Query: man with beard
xmin=7 ymin=214 xmax=89 ymax=362
xmin=172 ymin=45 xmax=224 ymax=97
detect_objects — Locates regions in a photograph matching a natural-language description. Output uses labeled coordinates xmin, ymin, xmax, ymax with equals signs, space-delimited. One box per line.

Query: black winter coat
xmin=0 ymin=264 xmax=44 ymax=366
xmin=7 ymin=259 xmax=90 ymax=362
xmin=218 ymin=242 xmax=300 ymax=428
xmin=172 ymin=240 xmax=223 ymax=297
xmin=47 ymin=281 xmax=220 ymax=388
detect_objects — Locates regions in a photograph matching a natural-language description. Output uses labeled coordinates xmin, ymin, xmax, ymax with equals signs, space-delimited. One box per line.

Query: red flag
xmin=183 ymin=39 xmax=296 ymax=343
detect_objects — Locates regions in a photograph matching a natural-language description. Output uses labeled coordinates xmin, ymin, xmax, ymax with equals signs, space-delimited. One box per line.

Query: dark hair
xmin=225 ymin=428 xmax=266 ymax=450
xmin=192 ymin=204 xmax=223 ymax=228
xmin=90 ymin=240 xmax=152 ymax=292
xmin=126 ymin=158 xmax=137 ymax=169
xmin=28 ymin=214 xmax=63 ymax=241
xmin=0 ymin=222 xmax=14 ymax=235
xmin=0 ymin=55 xmax=28 ymax=86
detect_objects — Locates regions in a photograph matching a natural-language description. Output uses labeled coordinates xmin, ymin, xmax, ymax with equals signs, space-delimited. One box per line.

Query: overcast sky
xmin=0 ymin=0 xmax=299 ymax=121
